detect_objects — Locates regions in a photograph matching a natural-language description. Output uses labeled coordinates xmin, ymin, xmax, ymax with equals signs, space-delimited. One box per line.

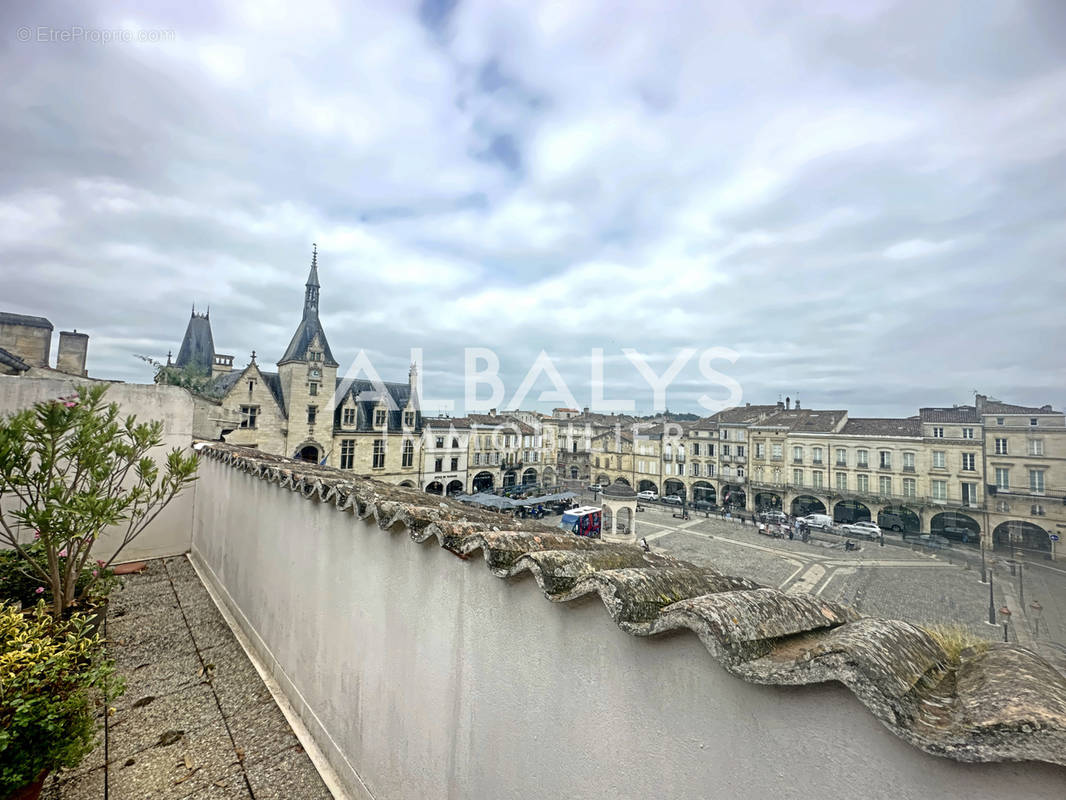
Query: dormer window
xmin=374 ymin=408 xmax=387 ymax=426
xmin=342 ymin=407 xmax=356 ymax=427
xmin=403 ymin=411 xmax=414 ymax=427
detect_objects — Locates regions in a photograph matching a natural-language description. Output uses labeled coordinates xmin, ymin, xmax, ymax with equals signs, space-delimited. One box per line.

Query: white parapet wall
xmin=0 ymin=375 xmax=197 ymax=561
xmin=190 ymin=453 xmax=1066 ymax=800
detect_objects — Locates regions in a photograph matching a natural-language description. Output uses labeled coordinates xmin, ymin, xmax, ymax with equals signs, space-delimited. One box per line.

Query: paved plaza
xmin=630 ymin=504 xmax=1066 ymax=660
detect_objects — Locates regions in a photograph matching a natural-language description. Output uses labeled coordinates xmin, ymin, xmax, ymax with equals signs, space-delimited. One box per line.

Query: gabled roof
xmin=0 ymin=312 xmax=53 ymax=330
xmin=204 ymin=365 xmax=286 ymax=413
xmin=0 ymin=345 xmax=30 ymax=373
xmin=982 ymin=401 xmax=1056 ymax=415
xmin=334 ymin=378 xmax=415 ymax=433
xmin=841 ymin=417 xmax=922 ymax=437
xmin=919 ymin=406 xmax=979 ymax=423
xmin=751 ymin=409 xmax=848 ymax=433
xmin=175 ymin=312 xmax=215 ymax=373
xmin=711 ymin=405 xmax=779 ymax=424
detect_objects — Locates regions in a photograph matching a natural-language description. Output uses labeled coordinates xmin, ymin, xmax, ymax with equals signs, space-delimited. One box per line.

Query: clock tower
xmin=278 ymin=244 xmax=339 ymax=461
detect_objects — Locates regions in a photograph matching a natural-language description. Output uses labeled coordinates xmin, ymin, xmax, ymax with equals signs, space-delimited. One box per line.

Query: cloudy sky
xmin=2 ymin=0 xmax=1065 ymax=416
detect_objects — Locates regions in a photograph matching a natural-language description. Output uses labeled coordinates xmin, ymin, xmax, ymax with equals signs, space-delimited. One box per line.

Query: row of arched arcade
xmin=424 ymin=467 xmax=555 ymax=496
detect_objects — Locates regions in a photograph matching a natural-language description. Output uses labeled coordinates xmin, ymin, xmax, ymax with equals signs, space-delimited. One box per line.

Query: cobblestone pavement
xmin=45 ymin=556 xmax=333 ymax=800
xmin=633 ymin=505 xmax=1066 ymax=650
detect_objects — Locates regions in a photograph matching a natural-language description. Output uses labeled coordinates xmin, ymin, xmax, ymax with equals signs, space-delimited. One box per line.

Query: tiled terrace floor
xmin=44 ymin=556 xmax=333 ymax=800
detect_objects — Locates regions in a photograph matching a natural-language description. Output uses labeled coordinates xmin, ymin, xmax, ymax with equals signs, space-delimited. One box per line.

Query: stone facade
xmin=180 ymin=248 xmax=422 ymax=487
xmin=0 ymin=312 xmax=52 ymax=369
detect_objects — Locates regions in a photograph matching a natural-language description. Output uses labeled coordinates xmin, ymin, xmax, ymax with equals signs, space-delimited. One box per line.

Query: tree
xmin=0 ymin=384 xmax=199 ymax=616
xmin=136 ymin=354 xmax=214 ymax=395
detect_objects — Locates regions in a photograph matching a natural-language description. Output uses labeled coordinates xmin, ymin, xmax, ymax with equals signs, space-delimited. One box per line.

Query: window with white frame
xmin=879 ymin=451 xmax=891 ymax=469
xmin=792 ymin=445 xmax=803 ymax=462
xmin=903 ymin=478 xmax=916 ymax=497
xmin=961 ymin=453 xmax=975 ymax=471
xmin=857 ymin=474 xmax=869 ymax=493
xmin=1030 ymin=418 xmax=1038 ymax=427
xmin=932 ymin=427 xmax=944 ymax=438
xmin=932 ymin=450 xmax=945 ymax=469
xmin=1029 ymin=470 xmax=1045 ymax=494
xmin=903 ymin=452 xmax=915 ymax=471
xmin=995 ymin=438 xmax=1008 ymax=455
xmin=995 ymin=467 xmax=1009 ymax=490
xmin=962 ymin=427 xmax=974 ymax=439
xmin=996 ymin=500 xmax=1010 ymax=513
xmin=931 ymin=480 xmax=947 ymax=500
xmin=342 ymin=407 xmax=356 ymax=427
xmin=812 ymin=447 xmax=822 ymax=464
xmin=1031 ymin=504 xmax=1046 ymax=516
xmin=857 ymin=449 xmax=869 ymax=467
xmin=835 ymin=448 xmax=846 ymax=466
xmin=793 ymin=469 xmax=803 ymax=485
xmin=836 ymin=472 xmax=847 ymax=491
xmin=755 ymin=443 xmax=764 ymax=459
xmin=1028 ymin=439 xmax=1044 ymax=456
xmin=879 ymin=476 xmax=891 ymax=495
xmin=811 ymin=471 xmax=823 ymax=488
xmin=771 ymin=443 xmax=781 ymax=459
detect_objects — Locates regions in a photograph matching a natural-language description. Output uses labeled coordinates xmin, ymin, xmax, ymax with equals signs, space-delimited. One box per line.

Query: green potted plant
xmin=0 ymin=602 xmax=122 ymax=800
xmin=0 ymin=384 xmax=198 ymax=618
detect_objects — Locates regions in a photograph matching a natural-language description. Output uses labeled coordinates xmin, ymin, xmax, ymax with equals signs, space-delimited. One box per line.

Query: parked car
xmin=662 ymin=494 xmax=683 ymax=505
xmin=760 ymin=510 xmax=788 ymax=525
xmin=800 ymin=513 xmax=833 ymax=530
xmin=637 ymin=490 xmax=659 ymax=501
xmin=692 ymin=500 xmax=717 ymax=511
xmin=879 ymin=512 xmax=906 ymax=532
xmin=940 ymin=525 xmax=974 ymax=544
xmin=841 ymin=520 xmax=881 ymax=539
xmin=588 ymin=484 xmax=604 ymax=493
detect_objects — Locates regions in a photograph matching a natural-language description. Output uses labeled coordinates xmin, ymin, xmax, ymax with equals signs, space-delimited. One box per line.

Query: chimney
xmin=776 ymin=400 xmax=784 ymax=410
xmin=785 ymin=396 xmax=791 ymax=410
xmin=975 ymin=394 xmax=986 ymax=414
xmin=583 ymin=407 xmax=589 ymax=415
xmin=56 ymin=330 xmax=89 ymax=376
xmin=795 ymin=398 xmax=801 ymax=410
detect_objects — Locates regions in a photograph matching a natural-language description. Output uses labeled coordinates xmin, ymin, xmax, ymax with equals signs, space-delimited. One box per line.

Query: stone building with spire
xmin=176 ymin=246 xmax=422 ymax=485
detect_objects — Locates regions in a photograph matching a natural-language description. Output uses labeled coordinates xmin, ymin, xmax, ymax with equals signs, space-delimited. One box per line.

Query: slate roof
xmin=278 ymin=257 xmax=338 ymax=367
xmin=423 ymin=416 xmax=472 ymax=430
xmin=711 ymin=405 xmax=779 ymax=424
xmin=175 ymin=312 xmax=215 ymax=373
xmin=919 ymin=406 xmax=979 ymax=423
xmin=199 ymin=442 xmax=1066 ymax=768
xmin=0 ymin=346 xmax=30 ymax=373
xmin=752 ymin=409 xmax=849 ymax=433
xmin=840 ymin=417 xmax=922 ymax=437
xmin=335 ymin=377 xmax=415 ymax=432
xmin=982 ymin=401 xmax=1056 ymax=415
xmin=0 ymin=311 xmax=53 ymax=329
xmin=204 ymin=367 xmax=287 ymax=412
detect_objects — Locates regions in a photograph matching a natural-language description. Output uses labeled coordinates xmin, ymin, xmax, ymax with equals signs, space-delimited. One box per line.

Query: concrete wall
xmin=190 ymin=457 xmax=1065 ymax=800
xmin=0 ymin=376 xmax=196 ymax=562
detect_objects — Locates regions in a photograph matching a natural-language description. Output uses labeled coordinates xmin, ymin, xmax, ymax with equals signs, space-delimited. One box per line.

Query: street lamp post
xmin=988 ymin=570 xmax=997 ymax=626
xmin=1018 ymin=561 xmax=1024 ymax=607
xmin=999 ymin=606 xmax=1012 ymax=643
xmin=980 ymin=544 xmax=987 ymax=584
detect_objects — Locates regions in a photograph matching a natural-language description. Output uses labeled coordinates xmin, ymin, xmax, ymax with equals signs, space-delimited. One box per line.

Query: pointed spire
xmin=250 ymin=349 xmax=257 ymax=365
xmin=307 ymin=243 xmax=320 ymax=288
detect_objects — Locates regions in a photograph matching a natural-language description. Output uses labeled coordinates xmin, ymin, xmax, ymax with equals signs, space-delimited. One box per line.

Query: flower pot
xmin=3 ymin=771 xmax=48 ymax=800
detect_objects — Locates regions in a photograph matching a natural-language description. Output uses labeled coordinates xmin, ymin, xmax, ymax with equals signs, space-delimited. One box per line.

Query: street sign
xmin=1051 ymin=534 xmax=1060 ymax=541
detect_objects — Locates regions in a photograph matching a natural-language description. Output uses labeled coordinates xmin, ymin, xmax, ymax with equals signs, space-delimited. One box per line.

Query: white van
xmin=801 ymin=513 xmax=833 ymax=530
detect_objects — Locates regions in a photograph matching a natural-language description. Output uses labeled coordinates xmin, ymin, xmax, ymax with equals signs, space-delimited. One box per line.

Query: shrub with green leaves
xmin=0 ymin=383 xmax=198 ymax=617
xmin=0 ymin=603 xmax=122 ymax=793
